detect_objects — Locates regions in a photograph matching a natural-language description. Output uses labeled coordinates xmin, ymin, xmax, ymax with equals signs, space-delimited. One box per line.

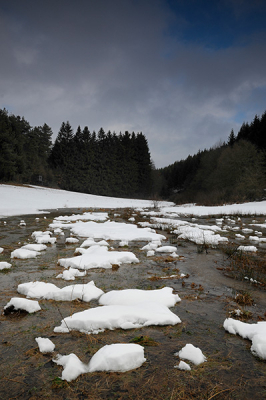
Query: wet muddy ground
xmin=0 ymin=208 xmax=265 ymax=400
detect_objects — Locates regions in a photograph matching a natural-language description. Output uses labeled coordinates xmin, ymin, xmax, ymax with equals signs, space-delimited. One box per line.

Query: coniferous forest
xmin=159 ymin=112 xmax=266 ymax=205
xmin=0 ymin=109 xmax=153 ymax=198
xmin=0 ymin=107 xmax=266 ymax=204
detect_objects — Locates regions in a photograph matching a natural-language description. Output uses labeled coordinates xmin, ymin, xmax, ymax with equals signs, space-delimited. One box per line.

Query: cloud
xmin=0 ymin=0 xmax=266 ymax=167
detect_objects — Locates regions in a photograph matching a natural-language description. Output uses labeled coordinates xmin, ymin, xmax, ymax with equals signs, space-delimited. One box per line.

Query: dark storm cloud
xmin=1 ymin=0 xmax=266 ymax=167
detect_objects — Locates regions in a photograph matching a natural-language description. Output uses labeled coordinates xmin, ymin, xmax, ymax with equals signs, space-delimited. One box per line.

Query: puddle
xmin=0 ymin=209 xmax=265 ymax=399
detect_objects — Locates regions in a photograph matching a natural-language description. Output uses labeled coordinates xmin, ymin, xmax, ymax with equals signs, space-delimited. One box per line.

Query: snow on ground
xmin=0 ymin=184 xmax=173 ymax=218
xmin=65 ymin=237 xmax=79 ymax=244
xmin=17 ymin=281 xmax=103 ymax=302
xmin=237 ymin=245 xmax=257 ymax=252
xmin=53 ymin=344 xmax=146 ymax=381
xmin=35 ymin=337 xmax=55 ymax=353
xmin=159 ymin=201 xmax=266 ymax=217
xmin=50 ymin=220 xmax=166 ymax=242
xmin=11 ymin=248 xmax=41 ymax=259
xmin=4 ymin=297 xmax=41 ymax=313
xmin=99 ymin=287 xmax=181 ymax=307
xmin=32 ymin=231 xmax=57 ymax=244
xmin=21 ymin=244 xmax=47 ymax=251
xmin=58 ymin=245 xmax=139 ymax=270
xmin=0 ymin=261 xmax=12 ymax=270
xmin=224 ymin=318 xmax=266 ymax=360
xmin=87 ymin=343 xmax=146 ymax=373
xmin=175 ymin=343 xmax=207 ymax=365
xmin=54 ymin=212 xmax=109 ymax=222
xmin=1 ymin=185 xmax=266 ymax=381
xmin=54 ymin=302 xmax=181 ymax=334
xmin=175 ymin=360 xmax=191 ymax=370
xmin=56 ymin=267 xmax=86 ymax=281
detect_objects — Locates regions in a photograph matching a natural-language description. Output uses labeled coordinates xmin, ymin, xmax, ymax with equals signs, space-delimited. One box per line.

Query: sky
xmin=1 ymin=0 xmax=266 ymax=168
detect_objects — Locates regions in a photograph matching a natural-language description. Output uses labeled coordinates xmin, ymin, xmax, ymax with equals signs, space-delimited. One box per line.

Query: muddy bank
xmin=0 ymin=208 xmax=265 ymax=400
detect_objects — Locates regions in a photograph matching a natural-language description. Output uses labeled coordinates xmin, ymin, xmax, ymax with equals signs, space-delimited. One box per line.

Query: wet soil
xmin=0 ymin=209 xmax=265 ymax=400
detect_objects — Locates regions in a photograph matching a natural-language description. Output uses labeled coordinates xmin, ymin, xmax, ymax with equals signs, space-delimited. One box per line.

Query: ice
xmin=54 ymin=302 xmax=181 ymax=334
xmin=4 ymin=297 xmax=41 ymax=313
xmin=176 ymin=344 xmax=207 ymax=365
xmin=35 ymin=337 xmax=55 ymax=353
xmin=99 ymin=287 xmax=181 ymax=307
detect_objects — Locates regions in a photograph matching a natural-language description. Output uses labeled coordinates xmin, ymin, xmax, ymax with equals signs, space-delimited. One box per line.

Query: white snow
xmin=224 ymin=318 xmax=266 ymax=359
xmin=175 ymin=360 xmax=191 ymax=371
xmin=237 ymin=245 xmax=257 ymax=252
xmin=0 ymin=261 xmax=12 ymax=270
xmin=63 ymin=221 xmax=166 ymax=242
xmin=54 ymin=302 xmax=181 ymax=334
xmin=53 ymin=353 xmax=88 ymax=382
xmin=56 ymin=267 xmax=86 ymax=281
xmin=160 ymin=201 xmax=266 ymax=217
xmin=99 ymin=287 xmax=181 ymax=307
xmin=53 ymin=344 xmax=145 ymax=382
xmin=35 ymin=337 xmax=55 ymax=353
xmin=173 ymin=225 xmax=228 ymax=245
xmin=11 ymin=248 xmax=41 ymax=259
xmin=21 ymin=244 xmax=47 ymax=251
xmin=80 ymin=238 xmax=109 ymax=248
xmin=58 ymin=245 xmax=139 ymax=270
xmin=4 ymin=297 xmax=41 ymax=313
xmin=17 ymin=280 xmax=103 ymax=302
xmin=155 ymin=246 xmax=178 ymax=253
xmin=0 ymin=184 xmax=172 ymax=218
xmin=0 ymin=247 xmax=4 ymax=253
xmin=65 ymin=237 xmax=79 ymax=244
xmin=176 ymin=344 xmax=207 ymax=365
xmin=54 ymin=212 xmax=108 ymax=222
xmin=88 ymin=343 xmax=146 ymax=373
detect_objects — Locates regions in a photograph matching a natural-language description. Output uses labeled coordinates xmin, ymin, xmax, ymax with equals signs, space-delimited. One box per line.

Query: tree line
xmin=0 ymin=109 xmax=153 ymax=198
xmin=158 ymin=111 xmax=266 ymax=205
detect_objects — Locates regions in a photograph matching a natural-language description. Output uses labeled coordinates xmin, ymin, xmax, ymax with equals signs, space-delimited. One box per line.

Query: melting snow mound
xmin=35 ymin=337 xmax=55 ymax=353
xmin=17 ymin=281 xmax=103 ymax=302
xmin=54 ymin=302 xmax=181 ymax=334
xmin=88 ymin=343 xmax=146 ymax=373
xmin=4 ymin=297 xmax=41 ymax=313
xmin=11 ymin=248 xmax=41 ymax=259
xmin=0 ymin=261 xmax=12 ymax=270
xmin=53 ymin=344 xmax=145 ymax=382
xmin=224 ymin=318 xmax=266 ymax=359
xmin=99 ymin=287 xmax=181 ymax=307
xmin=176 ymin=343 xmax=207 ymax=365
xmin=58 ymin=245 xmax=139 ymax=270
